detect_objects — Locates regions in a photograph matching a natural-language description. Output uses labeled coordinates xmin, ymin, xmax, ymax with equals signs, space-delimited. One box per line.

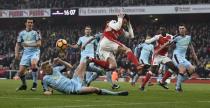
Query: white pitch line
xmin=35 ymin=101 xmax=210 ymax=108
xmin=0 ymin=96 xmax=124 ymax=103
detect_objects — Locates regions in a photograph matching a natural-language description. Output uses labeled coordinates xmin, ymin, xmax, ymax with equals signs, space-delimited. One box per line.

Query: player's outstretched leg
xmin=140 ymin=71 xmax=152 ymax=91
xmin=79 ymin=87 xmax=128 ymax=96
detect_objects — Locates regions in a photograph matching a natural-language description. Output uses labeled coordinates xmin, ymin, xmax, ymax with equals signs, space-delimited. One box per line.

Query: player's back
xmin=140 ymin=43 xmax=154 ymax=60
xmin=43 ymin=66 xmax=82 ymax=94
xmin=173 ymin=35 xmax=191 ymax=57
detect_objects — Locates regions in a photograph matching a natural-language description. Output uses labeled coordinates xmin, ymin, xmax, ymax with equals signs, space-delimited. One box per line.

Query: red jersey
xmin=154 ymin=34 xmax=173 ymax=56
xmin=103 ymin=28 xmax=124 ymax=40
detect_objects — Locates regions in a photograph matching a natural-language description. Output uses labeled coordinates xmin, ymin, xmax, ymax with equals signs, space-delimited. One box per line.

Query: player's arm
xmin=54 ymin=58 xmax=73 ymax=69
xmin=43 ymin=79 xmax=53 ymax=95
xmin=124 ymin=22 xmax=134 ymax=39
xmin=189 ymin=42 xmax=199 ymax=65
xmin=145 ymin=35 xmax=160 ymax=43
xmin=69 ymin=44 xmax=79 ymax=48
xmin=15 ymin=42 xmax=21 ymax=60
xmin=68 ymin=37 xmax=81 ymax=49
xmin=15 ymin=32 xmax=22 ymax=60
xmin=154 ymin=36 xmax=176 ymax=55
xmin=23 ymin=40 xmax=41 ymax=47
xmin=154 ymin=41 xmax=174 ymax=55
xmin=108 ymin=14 xmax=124 ymax=31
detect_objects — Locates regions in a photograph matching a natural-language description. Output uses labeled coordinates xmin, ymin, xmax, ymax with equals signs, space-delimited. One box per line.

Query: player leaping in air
xmin=88 ymin=14 xmax=143 ymax=73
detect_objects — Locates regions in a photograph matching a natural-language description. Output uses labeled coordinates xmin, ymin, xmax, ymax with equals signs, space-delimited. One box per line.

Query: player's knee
xmin=31 ymin=63 xmax=37 ymax=69
xmin=109 ymin=65 xmax=117 ymax=70
xmin=32 ymin=68 xmax=38 ymax=72
xmin=178 ymin=65 xmax=186 ymax=74
xmin=188 ymin=65 xmax=195 ymax=74
xmin=166 ymin=62 xmax=178 ymax=73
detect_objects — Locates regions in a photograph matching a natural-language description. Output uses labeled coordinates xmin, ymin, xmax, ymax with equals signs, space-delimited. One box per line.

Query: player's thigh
xmin=31 ymin=51 xmax=40 ymax=66
xmin=99 ymin=37 xmax=120 ymax=53
xmin=19 ymin=53 xmax=31 ymax=67
xmin=152 ymin=55 xmax=162 ymax=66
xmin=173 ymin=55 xmax=191 ymax=71
xmin=161 ymin=56 xmax=172 ymax=64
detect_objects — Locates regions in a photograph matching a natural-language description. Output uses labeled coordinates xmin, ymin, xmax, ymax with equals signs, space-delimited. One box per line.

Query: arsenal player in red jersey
xmin=143 ymin=27 xmax=179 ymax=90
xmin=89 ymin=14 xmax=142 ymax=72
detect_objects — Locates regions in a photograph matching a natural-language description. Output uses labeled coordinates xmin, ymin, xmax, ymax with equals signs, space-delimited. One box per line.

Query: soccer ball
xmin=56 ymin=39 xmax=68 ymax=50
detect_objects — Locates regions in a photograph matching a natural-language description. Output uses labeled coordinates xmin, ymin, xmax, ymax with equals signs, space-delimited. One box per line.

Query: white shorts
xmin=98 ymin=37 xmax=120 ymax=61
xmin=152 ymin=55 xmax=172 ymax=65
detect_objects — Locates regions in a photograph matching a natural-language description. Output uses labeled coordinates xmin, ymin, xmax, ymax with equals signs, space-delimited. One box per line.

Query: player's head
xmin=41 ymin=61 xmax=53 ymax=75
xmin=179 ymin=24 xmax=187 ymax=36
xmin=122 ymin=14 xmax=130 ymax=27
xmin=159 ymin=26 xmax=166 ymax=36
xmin=25 ymin=18 xmax=34 ymax=30
xmin=84 ymin=26 xmax=92 ymax=36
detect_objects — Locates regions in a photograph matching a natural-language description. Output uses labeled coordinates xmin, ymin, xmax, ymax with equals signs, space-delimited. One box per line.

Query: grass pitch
xmin=0 ymin=80 xmax=210 ymax=108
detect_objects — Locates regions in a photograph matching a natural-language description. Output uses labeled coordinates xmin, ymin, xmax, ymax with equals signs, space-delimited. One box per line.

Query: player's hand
xmin=80 ymin=46 xmax=85 ymax=50
xmin=21 ymin=43 xmax=29 ymax=47
xmin=43 ymin=90 xmax=52 ymax=95
xmin=117 ymin=13 xmax=125 ymax=19
xmin=53 ymin=57 xmax=61 ymax=63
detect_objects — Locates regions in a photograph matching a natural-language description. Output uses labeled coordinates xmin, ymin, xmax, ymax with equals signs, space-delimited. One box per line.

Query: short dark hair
xmin=25 ymin=18 xmax=34 ymax=23
xmin=85 ymin=25 xmax=91 ymax=29
xmin=124 ymin=14 xmax=130 ymax=22
xmin=179 ymin=23 xmax=187 ymax=28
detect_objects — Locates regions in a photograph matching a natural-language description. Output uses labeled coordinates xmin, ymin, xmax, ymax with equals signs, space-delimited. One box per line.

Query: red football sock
xmin=161 ymin=71 xmax=172 ymax=83
xmin=127 ymin=51 xmax=139 ymax=66
xmin=91 ymin=58 xmax=109 ymax=69
xmin=141 ymin=71 xmax=152 ymax=88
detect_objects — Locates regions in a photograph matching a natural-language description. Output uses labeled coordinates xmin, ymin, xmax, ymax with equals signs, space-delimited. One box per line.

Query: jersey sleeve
xmin=145 ymin=35 xmax=160 ymax=43
xmin=134 ymin=44 xmax=142 ymax=56
xmin=76 ymin=37 xmax=82 ymax=46
xmin=17 ymin=32 xmax=22 ymax=43
xmin=108 ymin=18 xmax=123 ymax=31
xmin=36 ymin=31 xmax=41 ymax=41
xmin=42 ymin=76 xmax=50 ymax=91
xmin=93 ymin=38 xmax=98 ymax=46
xmin=53 ymin=66 xmax=65 ymax=74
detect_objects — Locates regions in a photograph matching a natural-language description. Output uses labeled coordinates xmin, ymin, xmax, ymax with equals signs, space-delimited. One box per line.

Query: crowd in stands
xmin=0 ymin=21 xmax=210 ymax=78
xmin=1 ymin=0 xmax=210 ymax=9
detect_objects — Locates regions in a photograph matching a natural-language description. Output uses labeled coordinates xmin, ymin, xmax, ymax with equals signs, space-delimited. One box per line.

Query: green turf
xmin=0 ymin=80 xmax=210 ymax=108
